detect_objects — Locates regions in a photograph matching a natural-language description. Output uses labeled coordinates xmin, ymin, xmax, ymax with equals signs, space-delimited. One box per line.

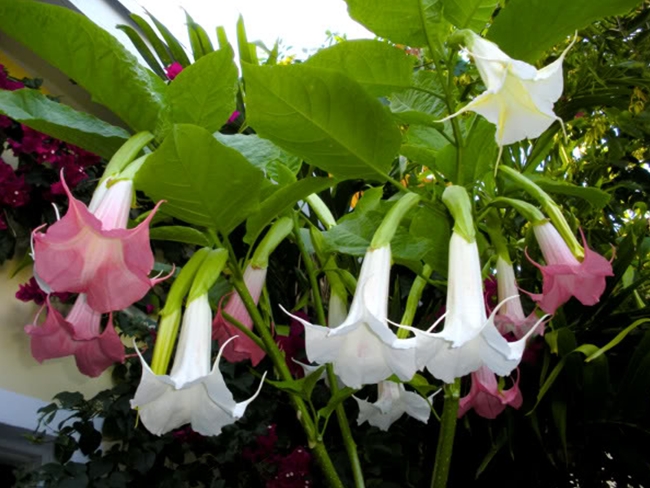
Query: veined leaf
xmin=306 ymin=40 xmax=414 ymax=97
xmin=168 ymin=49 xmax=238 ymax=133
xmin=214 ymin=133 xmax=302 ymax=176
xmin=237 ymin=15 xmax=259 ymax=66
xmin=488 ymin=0 xmax=643 ymax=62
xmin=0 ymin=0 xmax=166 ymax=133
xmin=130 ymin=13 xmax=173 ymax=67
xmin=149 ymin=226 xmax=211 ymax=247
xmin=390 ymin=70 xmax=448 ymax=126
xmin=527 ymin=175 xmax=611 ymax=209
xmin=116 ymin=24 xmax=167 ymax=79
xmin=185 ymin=10 xmax=214 ymax=60
xmin=146 ymin=10 xmax=191 ymax=67
xmin=442 ymin=0 xmax=497 ymax=32
xmin=0 ymin=89 xmax=130 ymax=159
xmin=243 ymin=63 xmax=401 ymax=180
xmin=135 ymin=124 xmax=264 ymax=234
xmin=344 ymin=0 xmax=449 ymax=48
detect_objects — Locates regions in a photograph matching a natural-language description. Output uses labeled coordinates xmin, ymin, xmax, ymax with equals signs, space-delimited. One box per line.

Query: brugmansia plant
xmin=0 ymin=0 xmax=649 ymax=486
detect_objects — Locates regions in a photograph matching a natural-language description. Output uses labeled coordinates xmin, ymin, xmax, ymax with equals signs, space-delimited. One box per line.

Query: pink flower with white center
xmin=494 ymin=256 xmax=542 ymax=339
xmin=33 ymin=175 xmax=167 ymax=313
xmin=212 ymin=265 xmax=267 ymax=366
xmin=457 ymin=365 xmax=522 ymax=419
xmin=24 ymin=295 xmax=124 ymax=377
xmin=524 ymin=222 xmax=613 ymax=314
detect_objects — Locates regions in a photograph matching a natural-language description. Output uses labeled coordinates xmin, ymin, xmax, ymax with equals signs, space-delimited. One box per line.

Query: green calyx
xmin=188 ymin=248 xmax=229 ymax=301
xmin=250 ymin=217 xmax=293 ymax=269
xmin=442 ymin=185 xmax=475 ymax=243
xmin=370 ymin=192 xmax=421 ymax=249
xmin=101 ymin=131 xmax=153 ymax=183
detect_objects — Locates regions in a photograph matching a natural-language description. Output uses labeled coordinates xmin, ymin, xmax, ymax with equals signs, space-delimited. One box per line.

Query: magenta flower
xmin=165 ymin=62 xmax=183 ymax=80
xmin=0 ymin=64 xmax=24 ymax=91
xmin=227 ymin=111 xmax=240 ymax=123
xmin=458 ymin=365 xmax=522 ymax=419
xmin=0 ymin=159 xmax=30 ymax=208
xmin=33 ymin=176 xmax=166 ymax=313
xmin=525 ymin=223 xmax=613 ymax=314
xmin=212 ymin=265 xmax=267 ymax=366
xmin=24 ymin=295 xmax=124 ymax=377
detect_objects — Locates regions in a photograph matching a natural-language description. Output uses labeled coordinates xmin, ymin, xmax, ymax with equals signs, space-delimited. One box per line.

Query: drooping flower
xmin=24 ymin=295 xmax=125 ymax=377
xmin=524 ymin=222 xmax=613 ymax=314
xmin=441 ymin=30 xmax=574 ymax=146
xmin=401 ymin=232 xmax=547 ymax=384
xmin=131 ymin=293 xmax=266 ymax=436
xmin=354 ymin=380 xmax=431 ymax=431
xmin=165 ymin=62 xmax=183 ymax=80
xmin=494 ymin=256 xmax=542 ymax=339
xmin=212 ymin=265 xmax=267 ymax=366
xmin=33 ymin=176 xmax=166 ymax=313
xmin=284 ymin=245 xmax=418 ymax=389
xmin=457 ymin=365 xmax=522 ymax=419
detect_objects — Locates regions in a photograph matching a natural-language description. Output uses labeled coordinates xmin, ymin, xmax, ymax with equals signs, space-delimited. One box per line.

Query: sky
xmin=132 ymin=0 xmax=373 ymax=60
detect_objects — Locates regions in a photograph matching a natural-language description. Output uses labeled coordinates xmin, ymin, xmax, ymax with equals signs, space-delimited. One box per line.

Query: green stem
xmin=292 ymin=214 xmax=365 ymax=488
xmin=398 ymin=264 xmax=432 ymax=338
xmin=222 ymin=235 xmax=344 ymax=488
xmin=222 ymin=311 xmax=267 ymax=351
xmin=431 ymin=379 xmax=461 ymax=488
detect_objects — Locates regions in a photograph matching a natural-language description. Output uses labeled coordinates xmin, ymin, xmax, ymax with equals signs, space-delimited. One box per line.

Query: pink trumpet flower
xmin=24 ymin=295 xmax=124 ymax=377
xmin=212 ymin=265 xmax=267 ymax=366
xmin=458 ymin=365 xmax=522 ymax=419
xmin=32 ymin=176 xmax=167 ymax=313
xmin=525 ymin=223 xmax=613 ymax=314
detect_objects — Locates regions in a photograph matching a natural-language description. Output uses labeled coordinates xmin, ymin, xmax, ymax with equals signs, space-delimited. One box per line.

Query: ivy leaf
xmin=344 ymin=0 xmax=448 ymax=48
xmin=306 ymin=39 xmax=414 ymax=97
xmin=487 ymin=0 xmax=643 ymax=63
xmin=243 ymin=63 xmax=401 ymax=180
xmin=135 ymin=124 xmax=264 ymax=234
xmin=0 ymin=89 xmax=130 ymax=159
xmin=442 ymin=0 xmax=498 ymax=32
xmin=0 ymin=0 xmax=166 ymax=132
xmin=168 ymin=48 xmax=238 ymax=133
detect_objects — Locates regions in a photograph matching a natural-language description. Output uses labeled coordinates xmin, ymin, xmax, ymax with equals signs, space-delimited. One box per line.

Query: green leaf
xmin=527 ymin=175 xmax=611 ymax=209
xmin=317 ymin=387 xmax=357 ymax=420
xmin=265 ymin=377 xmax=305 ymax=396
xmin=149 ymin=226 xmax=211 ymax=247
xmin=390 ymin=70 xmax=448 ymax=126
xmin=135 ymin=124 xmax=264 ymax=233
xmin=442 ymin=0 xmax=497 ymax=32
xmin=400 ymin=125 xmax=451 ymax=169
xmin=409 ymin=205 xmax=451 ymax=276
xmin=116 ymin=24 xmax=166 ymax=79
xmin=130 ymin=13 xmax=173 ymax=67
xmin=146 ymin=10 xmax=191 ymax=67
xmin=0 ymin=89 xmax=130 ymax=159
xmin=237 ymin=15 xmax=259 ymax=66
xmin=344 ymin=0 xmax=448 ymax=48
xmin=245 ymin=177 xmax=335 ymax=244
xmin=0 ymin=0 xmax=166 ymax=132
xmin=243 ymin=63 xmax=401 ymax=180
xmin=185 ymin=10 xmax=214 ymax=61
xmin=168 ymin=48 xmax=238 ymax=133
xmin=584 ymin=318 xmax=650 ymax=363
xmin=214 ymin=133 xmax=302 ymax=176
xmin=487 ymin=0 xmax=643 ymax=62
xmin=306 ymin=40 xmax=413 ymax=97
xmin=302 ymin=365 xmax=327 ymax=399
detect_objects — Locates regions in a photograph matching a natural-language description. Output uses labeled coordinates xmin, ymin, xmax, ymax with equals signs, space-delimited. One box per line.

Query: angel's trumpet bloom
xmin=33 ymin=176 xmax=166 ymax=313
xmin=131 ymin=293 xmax=265 ymax=436
xmin=458 ymin=365 xmax=522 ymax=419
xmin=525 ymin=223 xmax=613 ymax=314
xmin=440 ymin=30 xmax=574 ymax=146
xmin=284 ymin=245 xmax=417 ymax=389
xmin=24 ymin=295 xmax=124 ymax=377
xmin=355 ymin=380 xmax=431 ymax=431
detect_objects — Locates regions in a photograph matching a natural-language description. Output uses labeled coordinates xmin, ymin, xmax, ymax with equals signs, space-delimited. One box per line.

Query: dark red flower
xmin=16 ymin=277 xmax=48 ymax=306
xmin=0 ymin=115 xmax=13 ymax=129
xmin=0 ymin=65 xmax=24 ymax=91
xmin=276 ymin=312 xmax=307 ymax=377
xmin=0 ymin=159 xmax=30 ymax=208
xmin=0 ymin=214 xmax=7 ymax=231
xmin=267 ymin=446 xmax=312 ymax=488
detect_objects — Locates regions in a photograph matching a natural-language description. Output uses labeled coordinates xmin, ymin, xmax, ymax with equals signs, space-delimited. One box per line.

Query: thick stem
xmin=223 ymin=236 xmax=344 ymax=488
xmin=431 ymin=379 xmax=461 ymax=488
xmin=293 ymin=215 xmax=365 ymax=488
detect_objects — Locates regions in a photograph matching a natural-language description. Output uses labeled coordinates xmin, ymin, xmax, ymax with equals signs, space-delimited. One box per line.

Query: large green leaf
xmin=0 ymin=0 xmax=166 ymax=133
xmin=390 ymin=70 xmax=448 ymax=126
xmin=0 ymin=89 xmax=130 ymax=159
xmin=116 ymin=24 xmax=166 ymax=79
xmin=168 ymin=49 xmax=238 ymax=133
xmin=306 ymin=40 xmax=413 ymax=97
xmin=344 ymin=0 xmax=448 ymax=48
xmin=243 ymin=63 xmax=401 ymax=180
xmin=135 ymin=124 xmax=264 ymax=234
xmin=527 ymin=175 xmax=611 ymax=209
xmin=442 ymin=0 xmax=497 ymax=32
xmin=409 ymin=205 xmax=451 ymax=276
xmin=130 ymin=14 xmax=173 ymax=67
xmin=400 ymin=125 xmax=450 ymax=170
xmin=214 ymin=133 xmax=302 ymax=177
xmin=487 ymin=0 xmax=643 ymax=62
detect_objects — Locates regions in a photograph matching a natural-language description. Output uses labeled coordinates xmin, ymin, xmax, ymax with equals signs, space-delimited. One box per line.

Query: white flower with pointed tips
xmin=441 ymin=30 xmax=575 ymax=146
xmin=355 ymin=380 xmax=432 ymax=431
xmin=284 ymin=245 xmax=417 ymax=389
xmin=131 ymin=293 xmax=265 ymax=436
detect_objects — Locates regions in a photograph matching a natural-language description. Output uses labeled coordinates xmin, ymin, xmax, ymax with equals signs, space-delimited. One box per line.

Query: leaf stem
xmin=430 ymin=379 xmax=461 ymax=488
xmin=292 ymin=214 xmax=366 ymax=488
xmin=222 ymin=234 xmax=344 ymax=488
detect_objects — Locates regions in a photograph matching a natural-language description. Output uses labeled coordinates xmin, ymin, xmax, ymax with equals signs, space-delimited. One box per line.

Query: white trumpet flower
xmin=284 ymin=245 xmax=417 ymax=389
xmin=132 ymin=293 xmax=265 ymax=436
